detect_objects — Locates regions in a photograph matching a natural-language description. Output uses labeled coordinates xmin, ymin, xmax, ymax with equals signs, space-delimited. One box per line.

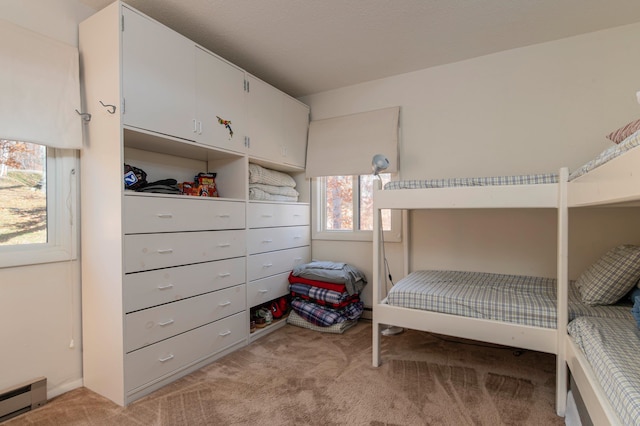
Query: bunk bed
xmin=371 ymin=128 xmax=640 ymax=419
xmin=563 ymin=128 xmax=640 ymax=425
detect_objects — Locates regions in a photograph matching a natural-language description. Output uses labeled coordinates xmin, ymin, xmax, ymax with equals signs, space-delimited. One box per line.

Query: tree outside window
xmin=0 ymin=140 xmax=47 ymax=245
xmin=320 ymin=173 xmax=392 ymax=238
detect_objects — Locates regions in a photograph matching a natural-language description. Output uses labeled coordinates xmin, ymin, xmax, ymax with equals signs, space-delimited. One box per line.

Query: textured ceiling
xmin=79 ymin=0 xmax=640 ymax=98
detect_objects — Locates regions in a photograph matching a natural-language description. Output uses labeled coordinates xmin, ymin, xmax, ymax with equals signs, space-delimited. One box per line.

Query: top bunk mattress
xmin=385 ymin=270 xmax=632 ymax=329
xmin=568 ymin=129 xmax=640 ymax=181
xmin=568 ymin=316 xmax=640 ymax=426
xmin=383 ymin=130 xmax=640 ymax=191
xmin=384 ymin=173 xmax=558 ymax=190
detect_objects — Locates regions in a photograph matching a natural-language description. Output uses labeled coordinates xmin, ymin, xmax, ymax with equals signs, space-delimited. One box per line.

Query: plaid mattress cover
xmin=568 ymin=316 xmax=640 ymax=425
xmin=291 ymin=298 xmax=364 ymax=327
xmin=384 ymin=173 xmax=559 ymax=190
xmin=385 ymin=270 xmax=632 ymax=329
xmin=569 ymin=130 xmax=640 ymax=181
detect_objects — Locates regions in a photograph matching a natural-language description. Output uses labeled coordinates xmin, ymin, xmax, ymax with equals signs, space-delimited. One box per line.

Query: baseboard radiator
xmin=0 ymin=377 xmax=47 ymax=422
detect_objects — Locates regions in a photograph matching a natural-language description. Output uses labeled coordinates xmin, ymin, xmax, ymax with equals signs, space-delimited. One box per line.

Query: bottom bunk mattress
xmin=568 ymin=316 xmax=640 ymax=425
xmin=385 ymin=270 xmax=632 ymax=328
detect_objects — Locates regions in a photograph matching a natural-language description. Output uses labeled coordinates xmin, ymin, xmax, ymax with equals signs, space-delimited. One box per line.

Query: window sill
xmin=312 ymin=230 xmax=401 ymax=243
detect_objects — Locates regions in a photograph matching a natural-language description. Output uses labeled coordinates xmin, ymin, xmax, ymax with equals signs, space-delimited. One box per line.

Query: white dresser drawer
xmin=124 ymin=196 xmax=245 ymax=234
xmin=247 ymin=226 xmax=310 ymax=255
xmin=247 ymin=246 xmax=310 ymax=282
xmin=125 ymin=312 xmax=246 ymax=393
xmin=124 ymin=230 xmax=245 ymax=273
xmin=247 ymin=272 xmax=290 ymax=308
xmin=125 ymin=284 xmax=245 ymax=352
xmin=247 ymin=203 xmax=309 ymax=228
xmin=124 ymin=257 xmax=245 ymax=313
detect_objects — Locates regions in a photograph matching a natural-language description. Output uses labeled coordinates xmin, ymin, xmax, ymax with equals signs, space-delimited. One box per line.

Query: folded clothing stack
xmin=287 ymin=261 xmax=366 ymax=334
xmin=248 ymin=163 xmax=299 ymax=202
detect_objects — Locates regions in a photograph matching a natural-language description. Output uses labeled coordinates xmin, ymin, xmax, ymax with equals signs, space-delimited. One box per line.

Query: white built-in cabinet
xmin=247 ymin=75 xmax=309 ymax=168
xmin=246 ymin=202 xmax=311 ymax=340
xmin=122 ymin=6 xmax=247 ymax=153
xmin=79 ymin=1 xmax=309 ymax=407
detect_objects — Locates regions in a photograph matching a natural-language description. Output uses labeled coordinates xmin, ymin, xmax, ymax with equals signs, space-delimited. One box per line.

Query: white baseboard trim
xmin=48 ymin=378 xmax=83 ymax=400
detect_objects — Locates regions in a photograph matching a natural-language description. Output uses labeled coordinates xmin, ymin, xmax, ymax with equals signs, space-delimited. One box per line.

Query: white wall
xmin=302 ymin=22 xmax=640 ymax=306
xmin=0 ymin=0 xmax=95 ymax=398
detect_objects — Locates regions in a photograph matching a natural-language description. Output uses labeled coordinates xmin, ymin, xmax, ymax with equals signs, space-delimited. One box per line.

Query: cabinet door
xmin=281 ymin=97 xmax=309 ymax=168
xmin=195 ymin=48 xmax=247 ymax=153
xmin=122 ymin=6 xmax=195 ymax=141
xmin=247 ymin=75 xmax=283 ymax=162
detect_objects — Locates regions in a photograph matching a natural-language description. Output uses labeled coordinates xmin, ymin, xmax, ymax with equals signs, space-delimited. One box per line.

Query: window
xmin=313 ymin=173 xmax=401 ymax=242
xmin=0 ymin=140 xmax=77 ymax=268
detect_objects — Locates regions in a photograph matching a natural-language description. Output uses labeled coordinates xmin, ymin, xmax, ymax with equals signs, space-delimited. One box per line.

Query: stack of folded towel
xmin=248 ymin=163 xmax=299 ymax=202
xmin=287 ymin=260 xmax=366 ymax=334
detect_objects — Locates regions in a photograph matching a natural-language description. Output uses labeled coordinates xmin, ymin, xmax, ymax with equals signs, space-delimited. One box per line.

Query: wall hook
xmin=75 ymin=109 xmax=92 ymax=122
xmin=99 ymin=101 xmax=116 ymax=114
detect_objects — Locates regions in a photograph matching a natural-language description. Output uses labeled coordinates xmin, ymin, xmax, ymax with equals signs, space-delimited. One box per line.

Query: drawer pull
xmin=157 ymin=249 xmax=173 ymax=254
xmin=158 ymin=319 xmax=174 ymax=326
xmin=293 ymin=235 xmax=301 ymax=239
xmin=218 ymin=301 xmax=231 ymax=307
xmin=293 ymin=214 xmax=301 ymax=217
xmin=219 ymin=330 xmax=232 ymax=337
xmin=193 ymin=119 xmax=198 ymax=133
xmin=218 ymin=243 xmax=231 ymax=248
xmin=157 ymin=283 xmax=174 ymax=290
xmin=294 ymin=257 xmax=302 ymax=261
xmin=217 ymin=214 xmax=230 ymax=218
xmin=261 ymin=214 xmax=273 ymax=218
xmin=258 ymin=289 xmax=269 ymax=294
xmin=159 ymin=354 xmax=174 ymax=363
xmin=156 ymin=213 xmax=173 ymax=219
xmin=218 ymin=272 xmax=231 ymax=278
xmin=262 ymin=239 xmax=273 ymax=243
xmin=263 ymin=263 xmax=273 ymax=268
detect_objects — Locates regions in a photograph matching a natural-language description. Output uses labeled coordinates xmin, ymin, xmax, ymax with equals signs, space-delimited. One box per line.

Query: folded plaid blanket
xmin=290 ymin=283 xmax=358 ymax=308
xmin=291 ymin=291 xmax=359 ymax=309
xmin=291 ymin=298 xmax=364 ymax=327
xmin=288 ymin=272 xmax=347 ymax=293
xmin=292 ymin=261 xmax=367 ymax=295
xmin=287 ymin=310 xmax=357 ymax=334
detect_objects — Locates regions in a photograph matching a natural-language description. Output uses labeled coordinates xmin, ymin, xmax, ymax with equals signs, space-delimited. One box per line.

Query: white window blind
xmin=305 ymin=106 xmax=399 ymax=178
xmin=0 ymin=19 xmax=82 ymax=149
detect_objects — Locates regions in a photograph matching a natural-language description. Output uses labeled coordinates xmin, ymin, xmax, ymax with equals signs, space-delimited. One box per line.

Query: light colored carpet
xmin=5 ymin=321 xmax=564 ymax=425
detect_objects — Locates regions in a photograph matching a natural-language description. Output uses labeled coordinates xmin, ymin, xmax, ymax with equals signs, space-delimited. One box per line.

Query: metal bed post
xmin=372 ymin=180 xmax=382 ymax=367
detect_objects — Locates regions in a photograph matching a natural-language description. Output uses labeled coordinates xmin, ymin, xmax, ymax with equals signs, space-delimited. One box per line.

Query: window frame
xmin=311 ymin=174 xmax=401 ymax=243
xmin=0 ymin=147 xmax=78 ymax=268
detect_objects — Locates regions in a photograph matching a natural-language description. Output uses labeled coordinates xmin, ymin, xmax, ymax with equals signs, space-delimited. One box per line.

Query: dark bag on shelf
xmin=123 ymin=163 xmax=147 ymax=189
